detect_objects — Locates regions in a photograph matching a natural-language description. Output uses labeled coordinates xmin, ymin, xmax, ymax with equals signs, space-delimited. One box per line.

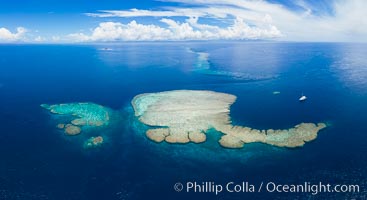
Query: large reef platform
xmin=132 ymin=90 xmax=327 ymax=149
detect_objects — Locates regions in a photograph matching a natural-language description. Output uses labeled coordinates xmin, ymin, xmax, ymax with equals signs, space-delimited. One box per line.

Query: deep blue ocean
xmin=0 ymin=42 xmax=366 ymax=200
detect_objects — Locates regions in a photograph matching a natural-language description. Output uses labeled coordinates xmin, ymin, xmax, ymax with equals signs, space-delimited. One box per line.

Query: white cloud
xmin=0 ymin=27 xmax=27 ymax=42
xmin=69 ymin=16 xmax=281 ymax=42
xmin=52 ymin=36 xmax=61 ymax=41
xmin=86 ymin=8 xmax=184 ymax=18
xmin=68 ymin=21 xmax=173 ymax=41
xmin=86 ymin=0 xmax=367 ymax=42
xmin=34 ymin=36 xmax=46 ymax=42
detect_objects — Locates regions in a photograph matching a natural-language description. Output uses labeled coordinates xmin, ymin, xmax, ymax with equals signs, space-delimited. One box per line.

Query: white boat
xmin=299 ymin=95 xmax=307 ymax=101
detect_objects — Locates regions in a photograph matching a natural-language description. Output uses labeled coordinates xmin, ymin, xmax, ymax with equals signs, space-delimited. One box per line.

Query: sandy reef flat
xmin=132 ymin=90 xmax=327 ymax=148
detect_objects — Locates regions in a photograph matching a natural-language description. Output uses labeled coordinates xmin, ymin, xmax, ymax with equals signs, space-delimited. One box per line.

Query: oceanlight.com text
xmin=173 ymin=181 xmax=360 ymax=195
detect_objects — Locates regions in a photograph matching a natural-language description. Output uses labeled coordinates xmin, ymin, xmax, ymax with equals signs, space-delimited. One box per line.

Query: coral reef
xmin=132 ymin=90 xmax=327 ymax=148
xmin=41 ymin=102 xmax=110 ymax=136
xmin=84 ymin=136 xmax=104 ymax=148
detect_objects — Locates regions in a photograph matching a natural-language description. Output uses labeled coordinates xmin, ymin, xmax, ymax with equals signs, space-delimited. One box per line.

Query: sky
xmin=0 ymin=0 xmax=366 ymax=43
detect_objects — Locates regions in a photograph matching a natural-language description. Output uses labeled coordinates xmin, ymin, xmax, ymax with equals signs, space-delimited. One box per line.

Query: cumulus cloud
xmin=34 ymin=36 xmax=46 ymax=42
xmin=69 ymin=21 xmax=171 ymax=41
xmin=52 ymin=36 xmax=61 ymax=41
xmin=0 ymin=27 xmax=27 ymax=42
xmin=85 ymin=0 xmax=367 ymax=42
xmin=69 ymin=16 xmax=281 ymax=42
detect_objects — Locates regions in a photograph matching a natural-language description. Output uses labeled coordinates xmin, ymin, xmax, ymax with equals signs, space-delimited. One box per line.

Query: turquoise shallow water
xmin=0 ymin=42 xmax=366 ymax=199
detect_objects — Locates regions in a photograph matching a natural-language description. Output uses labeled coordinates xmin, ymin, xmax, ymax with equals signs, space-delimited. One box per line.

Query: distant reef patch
xmin=41 ymin=102 xmax=109 ymax=148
